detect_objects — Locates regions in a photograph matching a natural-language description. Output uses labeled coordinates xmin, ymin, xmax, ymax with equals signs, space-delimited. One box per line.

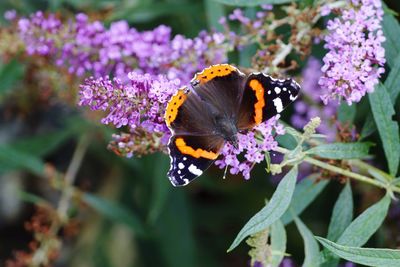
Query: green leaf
xmin=0 ymin=145 xmax=45 ymax=176
xmin=382 ymin=12 xmax=400 ymax=68
xmin=155 ymin=191 xmax=197 ymax=267
xmin=316 ymin=237 xmax=400 ymax=266
xmin=337 ymin=194 xmax=391 ymax=247
xmin=109 ymin=2 xmax=202 ymax=23
xmin=0 ymin=59 xmax=25 ymax=98
xmin=239 ymin=44 xmax=258 ymax=68
xmin=205 ymin=0 xmax=225 ymax=32
xmin=18 ymin=190 xmax=48 ymax=205
xmin=385 ymin=54 xmax=400 ymax=103
xmin=321 ymin=182 xmax=353 ymax=266
xmin=228 ymin=166 xmax=298 ymax=251
xmin=369 ymin=83 xmax=400 ymax=176
xmin=294 ymin=217 xmax=320 ymax=267
xmin=212 ymin=0 xmax=297 ymax=7
xmin=11 ymin=129 xmax=74 ymax=157
xmin=148 ymin=155 xmax=172 ymax=224
xmin=281 ymin=176 xmax=329 ymax=225
xmin=327 ymin=182 xmax=353 ymax=242
xmin=84 ymin=193 xmax=146 ymax=236
xmin=360 ymin=115 xmax=376 ymax=140
xmin=337 ymin=102 xmax=356 ymax=124
xmin=307 ymin=142 xmax=373 ymax=160
xmin=270 ymin=220 xmax=287 ymax=267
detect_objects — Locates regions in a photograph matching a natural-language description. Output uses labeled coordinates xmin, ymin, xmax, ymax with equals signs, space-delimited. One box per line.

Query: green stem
xmin=304 ymin=157 xmax=388 ymax=190
xmin=274 ymin=146 xmax=400 ymax=194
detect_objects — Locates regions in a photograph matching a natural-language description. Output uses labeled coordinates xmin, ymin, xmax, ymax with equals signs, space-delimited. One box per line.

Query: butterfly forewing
xmin=237 ymin=73 xmax=300 ymax=130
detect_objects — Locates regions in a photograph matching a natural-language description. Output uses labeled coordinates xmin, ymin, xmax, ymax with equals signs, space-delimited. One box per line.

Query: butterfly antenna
xmin=223 ymin=165 xmax=229 ymax=179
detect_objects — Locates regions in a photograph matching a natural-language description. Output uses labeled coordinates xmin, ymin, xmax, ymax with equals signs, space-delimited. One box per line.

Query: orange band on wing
xmin=193 ymin=64 xmax=237 ymax=84
xmin=165 ymin=89 xmax=187 ymax=126
xmin=175 ymin=138 xmax=218 ymax=160
xmin=249 ymin=79 xmax=265 ymax=125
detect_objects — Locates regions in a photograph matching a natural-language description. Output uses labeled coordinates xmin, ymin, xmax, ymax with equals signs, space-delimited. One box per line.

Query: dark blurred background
xmin=0 ymin=0 xmax=399 ymax=266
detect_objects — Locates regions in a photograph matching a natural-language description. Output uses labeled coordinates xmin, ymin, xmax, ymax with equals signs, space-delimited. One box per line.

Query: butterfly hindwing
xmin=238 ymin=73 xmax=301 ymax=130
xmin=167 ymin=135 xmax=224 ymax=186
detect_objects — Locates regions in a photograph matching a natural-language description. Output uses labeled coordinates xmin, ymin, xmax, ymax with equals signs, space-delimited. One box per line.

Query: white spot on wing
xmin=188 ymin=164 xmax=203 ymax=176
xmin=289 ymin=94 xmax=298 ymax=101
xmin=268 ymin=91 xmax=271 ymax=94
xmin=273 ymin=98 xmax=283 ymax=113
xmin=283 ymin=87 xmax=287 ymax=91
xmin=183 ymin=157 xmax=187 ymax=161
xmin=178 ymin=162 xmax=185 ymax=169
xmin=274 ymin=87 xmax=281 ymax=94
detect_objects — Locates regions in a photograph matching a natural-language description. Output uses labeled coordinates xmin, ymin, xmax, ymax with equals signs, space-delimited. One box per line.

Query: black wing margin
xmin=237 ymin=73 xmax=301 ymax=130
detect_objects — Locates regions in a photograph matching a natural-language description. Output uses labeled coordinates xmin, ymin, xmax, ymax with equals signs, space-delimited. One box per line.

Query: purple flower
xmin=215 ymin=116 xmax=284 ymax=179
xmin=319 ymin=0 xmax=385 ymax=105
xmin=18 ymin=12 xmax=228 ymax=81
xmin=18 ymin=11 xmax=62 ymax=55
xmin=79 ymin=72 xmax=180 ymax=136
xmin=4 ymin=9 xmax=17 ymax=21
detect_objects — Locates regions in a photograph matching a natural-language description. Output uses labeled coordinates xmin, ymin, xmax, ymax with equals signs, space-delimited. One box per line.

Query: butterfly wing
xmin=167 ymin=135 xmax=224 ymax=186
xmin=237 ymin=73 xmax=301 ymax=130
xmin=165 ymin=85 xmax=225 ymax=186
xmin=190 ymin=64 xmax=246 ymax=122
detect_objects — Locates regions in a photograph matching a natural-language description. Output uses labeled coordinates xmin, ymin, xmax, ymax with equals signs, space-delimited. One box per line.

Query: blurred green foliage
xmin=0 ymin=0 xmax=400 ymax=267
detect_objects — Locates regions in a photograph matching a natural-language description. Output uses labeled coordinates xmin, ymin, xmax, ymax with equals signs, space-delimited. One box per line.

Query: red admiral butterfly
xmin=165 ymin=64 xmax=300 ymax=186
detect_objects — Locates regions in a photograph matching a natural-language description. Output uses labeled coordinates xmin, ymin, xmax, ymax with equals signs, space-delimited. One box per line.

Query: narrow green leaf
xmin=294 ymin=217 xmax=320 ymax=267
xmin=109 ymin=2 xmax=202 ymax=23
xmin=337 ymin=102 xmax=356 ymax=124
xmin=369 ymin=84 xmax=400 ymax=176
xmin=385 ymin=54 xmax=400 ymax=104
xmin=18 ymin=190 xmax=48 ymax=205
xmin=0 ymin=59 xmax=25 ymax=97
xmin=228 ymin=166 xmax=298 ymax=251
xmin=382 ymin=12 xmax=400 ymax=68
xmin=205 ymin=0 xmax=224 ymax=32
xmin=213 ymin=0 xmax=297 ymax=7
xmin=337 ymin=194 xmax=391 ymax=247
xmin=148 ymin=155 xmax=171 ymax=224
xmin=307 ymin=142 xmax=372 ymax=160
xmin=321 ymin=182 xmax=353 ymax=266
xmin=0 ymin=145 xmax=45 ymax=176
xmin=155 ymin=191 xmax=196 ymax=267
xmin=11 ymin=129 xmax=74 ymax=157
xmin=327 ymin=182 xmax=353 ymax=242
xmin=281 ymin=176 xmax=329 ymax=225
xmin=84 ymin=193 xmax=146 ymax=236
xmin=270 ymin=220 xmax=286 ymax=267
xmin=317 ymin=237 xmax=400 ymax=266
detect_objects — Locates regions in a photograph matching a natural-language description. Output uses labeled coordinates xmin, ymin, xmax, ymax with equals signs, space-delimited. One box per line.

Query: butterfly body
xmin=165 ymin=64 xmax=300 ymax=186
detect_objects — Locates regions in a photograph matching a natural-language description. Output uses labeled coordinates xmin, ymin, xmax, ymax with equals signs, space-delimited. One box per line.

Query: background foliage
xmin=0 ymin=0 xmax=400 ymax=266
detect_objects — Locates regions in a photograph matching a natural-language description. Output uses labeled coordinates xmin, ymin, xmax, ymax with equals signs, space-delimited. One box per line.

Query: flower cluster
xmin=18 ymin=11 xmax=62 ymax=56
xmin=319 ymin=0 xmax=386 ymax=105
xmin=79 ymin=72 xmax=180 ymax=153
xmin=215 ymin=116 xmax=284 ymax=179
xmin=17 ymin=11 xmax=228 ymax=79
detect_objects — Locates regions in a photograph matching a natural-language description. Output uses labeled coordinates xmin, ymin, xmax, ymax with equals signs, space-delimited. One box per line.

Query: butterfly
xmin=164 ymin=64 xmax=300 ymax=186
